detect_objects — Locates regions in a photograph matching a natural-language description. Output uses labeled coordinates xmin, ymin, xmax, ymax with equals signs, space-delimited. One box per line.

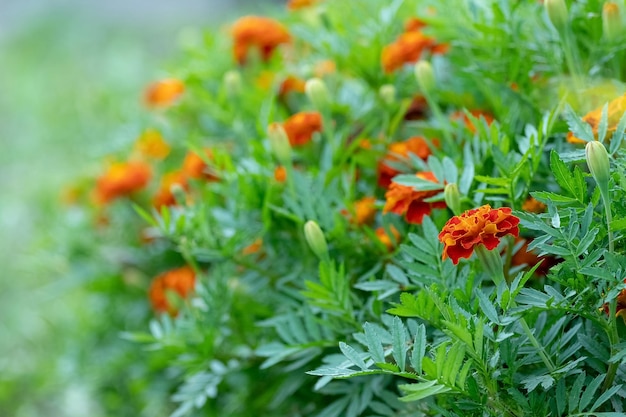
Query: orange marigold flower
xmin=242 ymin=238 xmax=263 ymax=255
xmin=282 ymin=111 xmax=323 ymax=146
xmin=451 ymin=109 xmax=495 ymax=133
xmin=231 ymin=16 xmax=291 ymax=65
xmin=149 ymin=266 xmax=196 ymax=315
xmin=95 ymin=161 xmax=152 ymax=204
xmin=382 ymin=31 xmax=436 ymax=74
xmin=152 ymin=170 xmax=188 ymax=209
xmin=274 ymin=166 xmax=287 ymax=182
xmin=438 ymin=205 xmax=520 ymax=265
xmin=278 ymin=75 xmax=306 ymax=97
xmin=522 ymin=196 xmax=547 ymax=213
xmin=377 ymin=136 xmax=438 ymax=188
xmin=182 ymin=149 xmax=218 ymax=181
xmin=134 ymin=129 xmax=171 ymax=160
xmin=375 ymin=225 xmax=401 ymax=251
xmin=287 ymin=0 xmax=318 ymax=10
xmin=510 ymin=237 xmax=556 ymax=276
xmin=567 ymin=93 xmax=626 ymax=144
xmin=405 ymin=17 xmax=428 ymax=32
xmin=342 ymin=196 xmax=377 ymax=226
xmin=144 ymin=78 xmax=185 ymax=108
xmin=384 ymin=172 xmax=446 ymax=224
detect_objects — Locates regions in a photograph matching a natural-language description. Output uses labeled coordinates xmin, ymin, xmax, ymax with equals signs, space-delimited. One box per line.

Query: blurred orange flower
xmin=567 ymin=93 xmax=626 ymax=144
xmin=383 ymin=171 xmax=445 ymax=224
xmin=232 ymin=16 xmax=291 ymax=65
xmin=282 ymin=111 xmax=323 ymax=146
xmin=134 ymin=129 xmax=171 ymax=160
xmin=510 ymin=237 xmax=555 ymax=276
xmin=522 ymin=196 xmax=546 ymax=213
xmin=278 ymin=75 xmax=306 ymax=97
xmin=287 ymin=0 xmax=319 ymax=10
xmin=314 ymin=60 xmax=336 ymax=77
xmin=438 ymin=205 xmax=520 ymax=264
xmin=451 ymin=109 xmax=495 ymax=133
xmin=342 ymin=196 xmax=377 ymax=226
xmin=144 ymin=78 xmax=185 ymax=108
xmin=149 ymin=266 xmax=196 ymax=315
xmin=404 ymin=95 xmax=428 ymax=120
xmin=375 ymin=225 xmax=401 ymax=251
xmin=152 ymin=170 xmax=188 ymax=209
xmin=274 ymin=166 xmax=287 ymax=182
xmin=242 ymin=238 xmax=263 ymax=255
xmin=182 ymin=149 xmax=218 ymax=181
xmin=377 ymin=136 xmax=438 ymax=188
xmin=603 ymin=279 xmax=626 ymax=322
xmin=95 ymin=161 xmax=152 ymax=204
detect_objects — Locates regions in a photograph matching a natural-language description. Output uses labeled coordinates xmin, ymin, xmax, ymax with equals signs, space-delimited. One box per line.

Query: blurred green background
xmin=0 ymin=1 xmax=277 ymax=415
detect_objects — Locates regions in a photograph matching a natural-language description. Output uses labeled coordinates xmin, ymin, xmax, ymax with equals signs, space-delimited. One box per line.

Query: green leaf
xmin=598 ymin=102 xmax=609 ymax=143
xmin=610 ymin=108 xmax=626 ymax=154
xmin=591 ymin=385 xmax=623 ymax=412
xmin=579 ymin=374 xmax=604 ymax=411
xmin=476 ymin=290 xmax=501 ymax=325
xmin=363 ymin=323 xmax=385 ymax=364
xmin=563 ymin=103 xmax=594 ymax=142
xmin=411 ymin=324 xmax=426 ymax=374
xmin=339 ymin=342 xmax=368 ymax=371
xmin=398 ymin=380 xmax=451 ymax=402
xmin=391 ymin=316 xmax=408 ymax=372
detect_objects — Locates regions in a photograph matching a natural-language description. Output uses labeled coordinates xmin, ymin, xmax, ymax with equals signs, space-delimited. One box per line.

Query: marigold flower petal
xmin=149 ymin=266 xmax=196 ymax=315
xmin=231 ymin=16 xmax=291 ymax=65
xmin=282 ymin=111 xmax=323 ymax=146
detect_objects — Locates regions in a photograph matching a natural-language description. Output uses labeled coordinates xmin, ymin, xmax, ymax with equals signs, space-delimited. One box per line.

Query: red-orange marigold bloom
xmin=95 ymin=161 xmax=152 ymax=204
xmin=149 ymin=266 xmax=196 ymax=315
xmin=282 ymin=111 xmax=323 ymax=146
xmin=144 ymin=78 xmax=185 ymax=108
xmin=567 ymin=94 xmax=626 ymax=144
xmin=522 ymin=196 xmax=547 ymax=213
xmin=342 ymin=196 xmax=377 ymax=226
xmin=405 ymin=17 xmax=428 ymax=32
xmin=438 ymin=205 xmax=520 ymax=264
xmin=377 ymin=136 xmax=438 ymax=188
xmin=274 ymin=166 xmax=287 ymax=182
xmin=451 ymin=109 xmax=495 ymax=133
xmin=287 ymin=0 xmax=318 ymax=10
xmin=152 ymin=170 xmax=188 ymax=209
xmin=382 ymin=31 xmax=436 ymax=74
xmin=231 ymin=16 xmax=291 ymax=65
xmin=383 ymin=172 xmax=446 ymax=224
xmin=182 ymin=149 xmax=218 ymax=181
xmin=134 ymin=129 xmax=171 ymax=160
xmin=278 ymin=75 xmax=306 ymax=97
xmin=375 ymin=226 xmax=401 ymax=251
xmin=608 ymin=279 xmax=626 ymax=322
xmin=242 ymin=238 xmax=263 ymax=255
xmin=510 ymin=237 xmax=556 ymax=276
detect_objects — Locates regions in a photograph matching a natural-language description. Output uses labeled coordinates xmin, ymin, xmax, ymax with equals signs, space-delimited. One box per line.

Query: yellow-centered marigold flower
xmin=384 ymin=171 xmax=446 ymax=225
xmin=134 ymin=129 xmax=171 ymax=160
xmin=149 ymin=266 xmax=196 ymax=315
xmin=231 ymin=16 xmax=291 ymax=65
xmin=282 ymin=111 xmax=323 ymax=146
xmin=95 ymin=161 xmax=152 ymax=204
xmin=567 ymin=94 xmax=626 ymax=144
xmin=438 ymin=205 xmax=520 ymax=264
xmin=144 ymin=78 xmax=185 ymax=108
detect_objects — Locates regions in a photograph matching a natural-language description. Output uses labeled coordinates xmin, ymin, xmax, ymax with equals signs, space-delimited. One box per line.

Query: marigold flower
xmin=134 ymin=129 xmax=171 ymax=160
xmin=95 ymin=161 xmax=152 ymax=204
xmin=404 ymin=95 xmax=428 ymax=120
xmin=510 ymin=237 xmax=556 ymax=276
xmin=384 ymin=172 xmax=446 ymax=224
xmin=152 ymin=170 xmax=189 ymax=209
xmin=382 ymin=31 xmax=436 ymax=74
xmin=149 ymin=266 xmax=196 ymax=315
xmin=287 ymin=0 xmax=319 ymax=10
xmin=242 ymin=238 xmax=263 ymax=255
xmin=342 ymin=196 xmax=377 ymax=226
xmin=314 ymin=60 xmax=336 ymax=77
xmin=438 ymin=205 xmax=520 ymax=264
xmin=182 ymin=149 xmax=218 ymax=181
xmin=282 ymin=111 xmax=323 ymax=146
xmin=144 ymin=78 xmax=185 ymax=108
xmin=603 ymin=279 xmax=626 ymax=322
xmin=278 ymin=75 xmax=306 ymax=97
xmin=451 ymin=109 xmax=495 ymax=133
xmin=375 ymin=225 xmax=401 ymax=251
xmin=405 ymin=17 xmax=427 ymax=32
xmin=274 ymin=166 xmax=287 ymax=182
xmin=377 ymin=136 xmax=438 ymax=188
xmin=522 ymin=196 xmax=547 ymax=213
xmin=567 ymin=93 xmax=626 ymax=144
xmin=231 ymin=16 xmax=291 ymax=65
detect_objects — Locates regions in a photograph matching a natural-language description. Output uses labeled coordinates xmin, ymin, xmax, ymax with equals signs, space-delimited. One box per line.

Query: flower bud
xmin=305 ymin=77 xmax=330 ymax=110
xmin=223 ymin=70 xmax=242 ymax=97
xmin=414 ymin=60 xmax=435 ymax=95
xmin=444 ymin=183 xmax=461 ymax=215
xmin=267 ymin=123 xmax=292 ymax=165
xmin=379 ymin=84 xmax=396 ymax=105
xmin=545 ymin=0 xmax=569 ymax=32
xmin=603 ymin=2 xmax=621 ymax=42
xmin=586 ymin=141 xmax=611 ymax=188
xmin=304 ymin=220 xmax=329 ymax=260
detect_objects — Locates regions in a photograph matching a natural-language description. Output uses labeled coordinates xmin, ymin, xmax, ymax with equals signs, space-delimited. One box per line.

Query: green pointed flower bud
xmin=304 ymin=220 xmax=329 ymax=260
xmin=545 ymin=0 xmax=569 ymax=32
xmin=586 ymin=141 xmax=611 ymax=188
xmin=603 ymin=2 xmax=621 ymax=42
xmin=305 ymin=78 xmax=330 ymax=110
xmin=444 ymin=183 xmax=461 ymax=215
xmin=379 ymin=84 xmax=396 ymax=105
xmin=414 ymin=60 xmax=435 ymax=95
xmin=267 ymin=123 xmax=292 ymax=165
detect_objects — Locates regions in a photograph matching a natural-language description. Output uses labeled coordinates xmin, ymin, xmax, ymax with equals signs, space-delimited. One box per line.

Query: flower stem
xmin=602 ymin=299 xmax=620 ymax=392
xmin=600 ymin=186 xmax=615 ymax=253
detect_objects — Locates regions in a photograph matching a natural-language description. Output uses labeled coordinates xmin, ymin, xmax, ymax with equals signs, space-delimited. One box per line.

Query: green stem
xmin=517 ymin=315 xmax=556 ymax=373
xmin=600 ymin=186 xmax=614 ymax=253
xmin=602 ymin=299 xmax=620 ymax=392
xmin=422 ymin=90 xmax=454 ymax=151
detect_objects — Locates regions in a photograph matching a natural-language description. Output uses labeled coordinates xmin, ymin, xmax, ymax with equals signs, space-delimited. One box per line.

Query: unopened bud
xmin=379 ymin=84 xmax=396 ymax=105
xmin=545 ymin=0 xmax=569 ymax=32
xmin=586 ymin=141 xmax=611 ymax=188
xmin=603 ymin=2 xmax=621 ymax=41
xmin=267 ymin=123 xmax=292 ymax=165
xmin=444 ymin=183 xmax=461 ymax=215
xmin=305 ymin=78 xmax=330 ymax=110
xmin=304 ymin=220 xmax=329 ymax=260
xmin=223 ymin=70 xmax=242 ymax=96
xmin=414 ymin=60 xmax=435 ymax=95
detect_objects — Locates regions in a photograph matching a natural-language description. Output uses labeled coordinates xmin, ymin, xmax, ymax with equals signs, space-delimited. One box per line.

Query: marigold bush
xmin=65 ymin=0 xmax=626 ymax=416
